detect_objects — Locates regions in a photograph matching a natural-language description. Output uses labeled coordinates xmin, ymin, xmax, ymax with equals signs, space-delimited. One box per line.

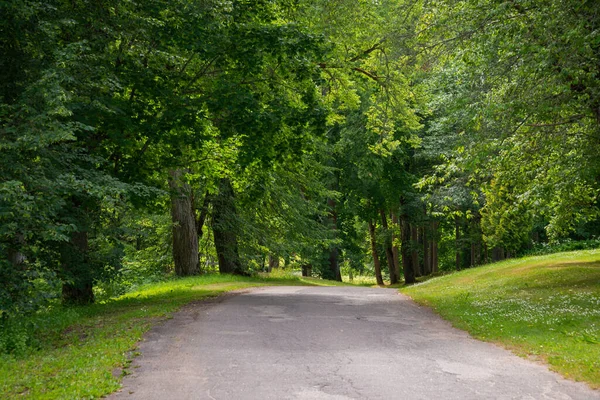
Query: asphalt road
xmin=110 ymin=286 xmax=600 ymax=400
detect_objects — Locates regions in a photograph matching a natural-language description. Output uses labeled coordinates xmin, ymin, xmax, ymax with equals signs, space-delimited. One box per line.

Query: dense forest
xmin=2 ymin=0 xmax=599 ymax=318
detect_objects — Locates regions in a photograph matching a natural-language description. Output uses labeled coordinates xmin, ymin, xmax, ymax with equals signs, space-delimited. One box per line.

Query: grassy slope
xmin=401 ymin=249 xmax=600 ymax=388
xmin=0 ymin=273 xmax=340 ymax=399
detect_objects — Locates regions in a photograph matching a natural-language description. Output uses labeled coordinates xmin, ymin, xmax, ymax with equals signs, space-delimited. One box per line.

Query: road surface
xmin=110 ymin=286 xmax=600 ymax=399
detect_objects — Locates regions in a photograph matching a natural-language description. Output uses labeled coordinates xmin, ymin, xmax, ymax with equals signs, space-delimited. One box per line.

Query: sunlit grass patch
xmin=0 ymin=273 xmax=329 ymax=399
xmin=402 ymin=249 xmax=600 ymax=388
xmin=342 ymin=275 xmax=381 ymax=286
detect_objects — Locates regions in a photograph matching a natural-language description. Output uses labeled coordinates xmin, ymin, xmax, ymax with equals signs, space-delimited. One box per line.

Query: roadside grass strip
xmin=402 ymin=249 xmax=600 ymax=388
xmin=0 ymin=273 xmax=327 ymax=399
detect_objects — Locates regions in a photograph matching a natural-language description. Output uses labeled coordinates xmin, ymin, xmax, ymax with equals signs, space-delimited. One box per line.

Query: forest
xmin=2 ymin=0 xmax=600 ymax=322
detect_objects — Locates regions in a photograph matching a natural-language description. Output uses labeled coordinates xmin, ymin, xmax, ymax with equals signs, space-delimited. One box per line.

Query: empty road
xmin=111 ymin=286 xmax=599 ymax=399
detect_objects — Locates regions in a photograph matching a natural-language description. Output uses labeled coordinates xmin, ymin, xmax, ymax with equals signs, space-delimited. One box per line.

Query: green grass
xmin=0 ymin=273 xmax=336 ymax=399
xmin=401 ymin=249 xmax=600 ymax=388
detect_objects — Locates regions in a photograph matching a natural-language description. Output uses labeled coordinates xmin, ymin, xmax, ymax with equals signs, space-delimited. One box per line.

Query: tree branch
xmin=352 ymin=67 xmax=380 ymax=81
xmin=348 ymin=39 xmax=385 ymax=62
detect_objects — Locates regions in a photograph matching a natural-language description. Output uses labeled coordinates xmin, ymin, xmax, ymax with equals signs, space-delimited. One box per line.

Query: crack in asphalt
xmin=110 ymin=286 xmax=600 ymax=400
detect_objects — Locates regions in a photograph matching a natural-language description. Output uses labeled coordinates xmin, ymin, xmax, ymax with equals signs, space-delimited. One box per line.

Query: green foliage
xmin=420 ymin=0 xmax=600 ymax=250
xmin=522 ymin=239 xmax=600 ymax=257
xmin=4 ymin=0 xmax=600 ymax=362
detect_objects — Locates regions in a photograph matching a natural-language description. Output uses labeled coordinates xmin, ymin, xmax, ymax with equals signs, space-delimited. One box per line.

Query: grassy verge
xmin=401 ymin=249 xmax=600 ymax=388
xmin=0 ymin=273 xmax=334 ymax=399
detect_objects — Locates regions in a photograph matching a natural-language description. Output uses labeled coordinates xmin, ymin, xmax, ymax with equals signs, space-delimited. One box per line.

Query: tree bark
xmin=484 ymin=242 xmax=489 ymax=264
xmin=380 ymin=210 xmax=398 ymax=284
xmin=455 ymin=215 xmax=461 ymax=270
xmin=391 ymin=213 xmax=401 ymax=280
xmin=400 ymin=215 xmax=416 ymax=284
xmin=411 ymin=224 xmax=420 ymax=277
xmin=327 ymin=198 xmax=341 ymax=281
xmin=368 ymin=220 xmax=384 ymax=285
xmin=168 ymin=169 xmax=199 ymax=276
xmin=196 ymin=190 xmax=211 ymax=238
xmin=423 ymin=225 xmax=431 ymax=275
xmin=301 ymin=264 xmax=312 ymax=277
xmin=8 ymin=233 xmax=26 ymax=266
xmin=212 ymin=178 xmax=244 ymax=275
xmin=61 ymin=230 xmax=94 ymax=305
xmin=268 ymin=254 xmax=280 ymax=272
xmin=431 ymin=220 xmax=439 ymax=273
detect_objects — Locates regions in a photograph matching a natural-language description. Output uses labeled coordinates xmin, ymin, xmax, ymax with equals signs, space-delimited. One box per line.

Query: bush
xmin=521 ymin=238 xmax=600 ymax=257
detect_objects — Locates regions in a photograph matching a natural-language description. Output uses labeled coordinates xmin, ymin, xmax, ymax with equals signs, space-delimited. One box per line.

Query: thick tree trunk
xmin=62 ymin=230 xmax=94 ymax=305
xmin=368 ymin=220 xmax=384 ymax=285
xmin=391 ymin=213 xmax=401 ymax=280
xmin=212 ymin=178 xmax=244 ymax=275
xmin=168 ymin=169 xmax=199 ymax=276
xmin=380 ymin=210 xmax=398 ymax=284
xmin=400 ymin=216 xmax=416 ymax=284
xmin=328 ymin=247 xmax=341 ymax=281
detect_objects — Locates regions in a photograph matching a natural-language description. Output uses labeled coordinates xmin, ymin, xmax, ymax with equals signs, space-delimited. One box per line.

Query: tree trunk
xmin=212 ymin=178 xmax=244 ymax=275
xmin=380 ymin=210 xmax=398 ymax=284
xmin=168 ymin=169 xmax=199 ymax=276
xmin=301 ymin=264 xmax=312 ymax=277
xmin=411 ymin=224 xmax=420 ymax=277
xmin=391 ymin=213 xmax=401 ymax=279
xmin=455 ymin=215 xmax=461 ymax=270
xmin=196 ymin=191 xmax=211 ymax=238
xmin=62 ymin=231 xmax=94 ymax=305
xmin=423 ymin=225 xmax=431 ymax=275
xmin=431 ymin=220 xmax=439 ymax=273
xmin=268 ymin=254 xmax=280 ymax=272
xmin=368 ymin=220 xmax=384 ymax=285
xmin=400 ymin=215 xmax=416 ymax=284
xmin=327 ymin=198 xmax=341 ymax=281
xmin=484 ymin=242 xmax=489 ymax=264
xmin=8 ymin=234 xmax=26 ymax=266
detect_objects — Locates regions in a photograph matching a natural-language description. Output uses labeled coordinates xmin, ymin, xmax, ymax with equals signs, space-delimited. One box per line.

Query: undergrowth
xmin=0 ymin=273 xmax=327 ymax=399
